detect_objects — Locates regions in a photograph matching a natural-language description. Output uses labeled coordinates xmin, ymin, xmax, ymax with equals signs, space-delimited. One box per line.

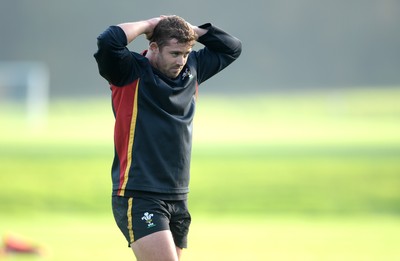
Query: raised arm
xmin=119 ymin=16 xmax=208 ymax=43
xmin=118 ymin=17 xmax=163 ymax=44
xmin=94 ymin=18 xmax=163 ymax=86
xmin=194 ymin=23 xmax=242 ymax=84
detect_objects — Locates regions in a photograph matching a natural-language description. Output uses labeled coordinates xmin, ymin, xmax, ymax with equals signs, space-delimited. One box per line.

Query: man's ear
xmin=149 ymin=42 xmax=159 ymax=53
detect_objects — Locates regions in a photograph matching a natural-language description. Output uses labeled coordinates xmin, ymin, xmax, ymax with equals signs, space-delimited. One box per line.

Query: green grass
xmin=0 ymin=87 xmax=400 ymax=260
xmin=1 ymin=143 xmax=399 ymax=215
xmin=191 ymin=149 xmax=400 ymax=215
xmin=0 ymin=215 xmax=399 ymax=261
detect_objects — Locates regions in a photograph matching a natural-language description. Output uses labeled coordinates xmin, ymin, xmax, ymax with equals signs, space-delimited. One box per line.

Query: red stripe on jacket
xmin=111 ymin=79 xmax=139 ymax=196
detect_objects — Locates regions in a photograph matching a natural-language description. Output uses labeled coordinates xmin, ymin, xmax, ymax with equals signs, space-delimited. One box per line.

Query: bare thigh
xmin=131 ymin=230 xmax=182 ymax=261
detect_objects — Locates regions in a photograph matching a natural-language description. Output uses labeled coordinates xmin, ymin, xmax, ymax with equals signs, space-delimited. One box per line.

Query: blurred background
xmin=2 ymin=0 xmax=400 ymax=97
xmin=1 ymin=0 xmax=399 ymax=260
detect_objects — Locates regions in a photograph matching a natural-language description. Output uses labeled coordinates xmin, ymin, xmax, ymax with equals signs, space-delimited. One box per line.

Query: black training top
xmin=94 ymin=23 xmax=241 ymax=199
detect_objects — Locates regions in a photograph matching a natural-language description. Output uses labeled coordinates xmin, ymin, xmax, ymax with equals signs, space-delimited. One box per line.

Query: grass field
xmin=0 ymin=87 xmax=399 ymax=260
xmin=1 ymin=215 xmax=400 ymax=261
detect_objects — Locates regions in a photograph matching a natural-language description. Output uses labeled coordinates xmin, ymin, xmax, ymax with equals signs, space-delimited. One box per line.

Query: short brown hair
xmin=149 ymin=16 xmax=196 ymax=49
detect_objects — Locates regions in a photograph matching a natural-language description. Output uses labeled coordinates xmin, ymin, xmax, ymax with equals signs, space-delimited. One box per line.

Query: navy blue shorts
xmin=112 ymin=196 xmax=191 ymax=249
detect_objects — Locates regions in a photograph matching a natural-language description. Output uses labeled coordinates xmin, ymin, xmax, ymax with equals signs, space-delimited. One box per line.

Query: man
xmin=94 ymin=15 xmax=241 ymax=260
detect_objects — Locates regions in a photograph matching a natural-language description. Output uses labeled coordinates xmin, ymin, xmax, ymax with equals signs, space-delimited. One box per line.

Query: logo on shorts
xmin=141 ymin=212 xmax=156 ymax=228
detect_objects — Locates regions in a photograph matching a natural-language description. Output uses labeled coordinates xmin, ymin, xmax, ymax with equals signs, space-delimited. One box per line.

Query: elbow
xmin=233 ymin=39 xmax=242 ymax=59
xmin=228 ymin=38 xmax=242 ymax=60
xmin=96 ymin=34 xmax=110 ymax=52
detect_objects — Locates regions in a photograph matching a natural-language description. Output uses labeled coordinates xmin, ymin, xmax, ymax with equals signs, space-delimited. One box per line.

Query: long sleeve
xmin=195 ymin=23 xmax=242 ymax=84
xmin=94 ymin=26 xmax=139 ymax=87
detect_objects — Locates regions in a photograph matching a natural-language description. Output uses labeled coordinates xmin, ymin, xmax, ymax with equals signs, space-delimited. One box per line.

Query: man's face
xmin=154 ymin=39 xmax=194 ymax=79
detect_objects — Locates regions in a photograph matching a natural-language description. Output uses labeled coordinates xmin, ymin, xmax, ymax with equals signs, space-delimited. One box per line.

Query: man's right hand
xmin=144 ymin=16 xmax=165 ymax=40
xmin=118 ymin=16 xmax=165 ymax=44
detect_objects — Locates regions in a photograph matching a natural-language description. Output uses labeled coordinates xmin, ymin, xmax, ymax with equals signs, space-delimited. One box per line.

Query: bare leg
xmin=131 ymin=230 xmax=181 ymax=261
xmin=176 ymin=247 xmax=182 ymax=260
